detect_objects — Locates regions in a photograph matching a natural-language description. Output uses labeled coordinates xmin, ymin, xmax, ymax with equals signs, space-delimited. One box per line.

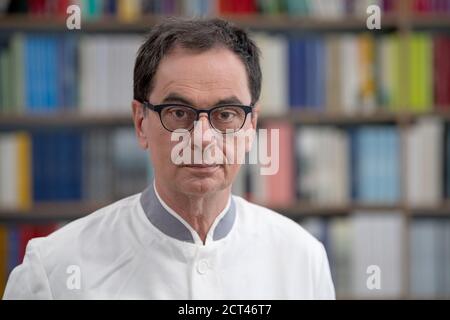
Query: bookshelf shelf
xmin=0 ymin=113 xmax=134 ymax=130
xmin=1 ymin=13 xmax=449 ymax=33
xmin=0 ymin=14 xmax=401 ymax=32
xmin=261 ymin=110 xmax=412 ymax=125
xmin=409 ymin=205 xmax=450 ymax=216
xmin=272 ymin=203 xmax=405 ymax=217
xmin=268 ymin=203 xmax=450 ymax=218
xmin=0 ymin=202 xmax=109 ymax=222
xmin=408 ymin=14 xmax=450 ymax=29
xmin=205 ymin=14 xmax=401 ymax=31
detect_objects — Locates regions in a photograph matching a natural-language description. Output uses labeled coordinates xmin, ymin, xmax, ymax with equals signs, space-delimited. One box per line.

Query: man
xmin=3 ymin=18 xmax=335 ymax=299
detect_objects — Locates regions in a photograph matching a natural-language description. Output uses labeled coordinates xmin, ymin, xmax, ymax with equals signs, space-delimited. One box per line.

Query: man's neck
xmin=154 ymin=180 xmax=231 ymax=244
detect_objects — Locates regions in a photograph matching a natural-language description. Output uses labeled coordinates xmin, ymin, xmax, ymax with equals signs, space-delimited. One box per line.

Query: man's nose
xmin=192 ymin=113 xmax=215 ymax=148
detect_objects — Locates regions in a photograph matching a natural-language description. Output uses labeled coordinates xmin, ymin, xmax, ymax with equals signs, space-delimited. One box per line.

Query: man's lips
xmin=181 ymin=164 xmax=221 ymax=168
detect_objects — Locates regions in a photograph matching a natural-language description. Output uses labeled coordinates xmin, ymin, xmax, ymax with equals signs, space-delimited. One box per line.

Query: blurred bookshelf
xmin=1 ymin=0 xmax=450 ymax=300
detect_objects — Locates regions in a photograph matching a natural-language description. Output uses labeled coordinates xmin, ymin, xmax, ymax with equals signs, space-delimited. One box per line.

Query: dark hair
xmin=133 ymin=17 xmax=262 ymax=105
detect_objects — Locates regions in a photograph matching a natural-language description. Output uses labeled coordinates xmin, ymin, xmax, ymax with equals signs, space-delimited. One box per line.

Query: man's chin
xmin=177 ymin=175 xmax=224 ymax=196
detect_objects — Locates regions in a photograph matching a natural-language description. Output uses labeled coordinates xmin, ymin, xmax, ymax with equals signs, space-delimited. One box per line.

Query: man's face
xmin=133 ymin=46 xmax=258 ymax=197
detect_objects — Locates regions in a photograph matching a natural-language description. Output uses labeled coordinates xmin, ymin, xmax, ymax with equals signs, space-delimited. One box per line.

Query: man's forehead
xmin=157 ymin=45 xmax=247 ymax=78
xmin=151 ymin=46 xmax=251 ymax=105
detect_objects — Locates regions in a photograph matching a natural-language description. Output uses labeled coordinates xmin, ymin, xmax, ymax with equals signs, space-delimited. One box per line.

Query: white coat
xmin=3 ymin=183 xmax=335 ymax=299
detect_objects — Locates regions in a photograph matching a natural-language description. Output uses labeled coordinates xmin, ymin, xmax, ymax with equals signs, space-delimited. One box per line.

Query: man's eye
xmin=171 ymin=109 xmax=187 ymax=119
xmin=218 ymin=111 xmax=235 ymax=121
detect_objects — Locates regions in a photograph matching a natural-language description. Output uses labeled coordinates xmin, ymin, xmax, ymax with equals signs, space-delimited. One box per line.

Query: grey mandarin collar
xmin=139 ymin=182 xmax=236 ymax=244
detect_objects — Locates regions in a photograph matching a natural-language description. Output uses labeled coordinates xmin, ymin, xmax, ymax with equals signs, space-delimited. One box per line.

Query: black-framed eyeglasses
xmin=141 ymin=101 xmax=254 ymax=134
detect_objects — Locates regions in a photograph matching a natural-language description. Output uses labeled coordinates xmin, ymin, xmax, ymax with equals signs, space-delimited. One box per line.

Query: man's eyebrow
xmin=161 ymin=93 xmax=244 ymax=107
xmin=215 ymin=96 xmax=244 ymax=106
xmin=161 ymin=93 xmax=194 ymax=105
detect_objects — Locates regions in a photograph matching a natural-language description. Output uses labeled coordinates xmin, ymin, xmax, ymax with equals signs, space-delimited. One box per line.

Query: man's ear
xmin=132 ymin=99 xmax=148 ymax=149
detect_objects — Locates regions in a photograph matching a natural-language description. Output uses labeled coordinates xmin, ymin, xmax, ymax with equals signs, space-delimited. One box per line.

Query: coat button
xmin=196 ymin=259 xmax=209 ymax=275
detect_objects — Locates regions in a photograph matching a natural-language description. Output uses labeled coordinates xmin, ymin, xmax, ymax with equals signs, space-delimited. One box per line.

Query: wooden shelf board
xmin=409 ymin=14 xmax=450 ymax=28
xmin=0 ymin=202 xmax=107 ymax=222
xmin=261 ymin=110 xmax=405 ymax=125
xmin=0 ymin=14 xmax=402 ymax=32
xmin=272 ymin=203 xmax=406 ymax=218
xmin=408 ymin=206 xmax=450 ymax=216
xmin=218 ymin=14 xmax=400 ymax=30
xmin=0 ymin=112 xmax=133 ymax=130
xmin=2 ymin=13 xmax=448 ymax=32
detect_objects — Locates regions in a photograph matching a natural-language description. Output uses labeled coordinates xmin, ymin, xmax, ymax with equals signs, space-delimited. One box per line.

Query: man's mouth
xmin=182 ymin=164 xmax=221 ymax=168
